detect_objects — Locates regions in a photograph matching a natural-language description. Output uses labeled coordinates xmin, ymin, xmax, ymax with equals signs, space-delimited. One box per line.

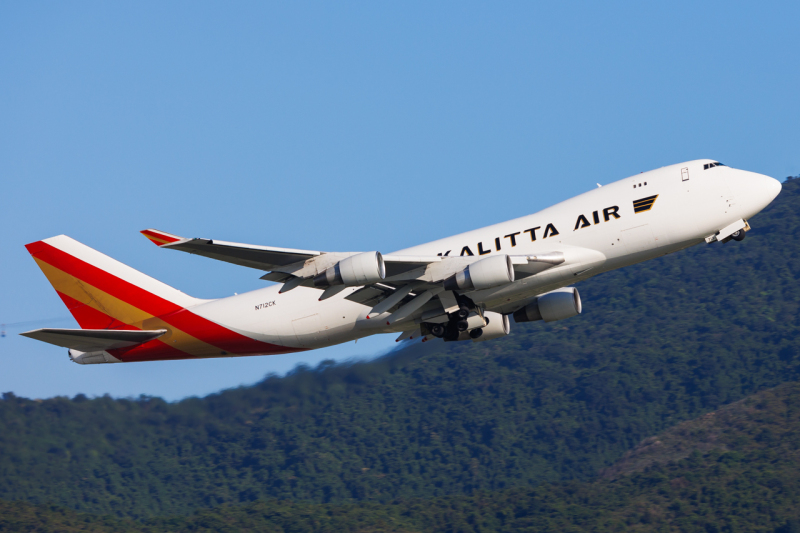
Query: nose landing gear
xmin=710 ymin=219 xmax=750 ymax=243
xmin=731 ymin=229 xmax=746 ymax=241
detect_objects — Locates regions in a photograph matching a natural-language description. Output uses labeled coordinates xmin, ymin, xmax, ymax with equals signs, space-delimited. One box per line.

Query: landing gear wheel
xmin=443 ymin=326 xmax=460 ymax=342
xmin=469 ymin=328 xmax=483 ymax=339
xmin=731 ymin=229 xmax=746 ymax=241
xmin=430 ymin=324 xmax=445 ymax=338
xmin=456 ymin=319 xmax=469 ymax=332
xmin=455 ymin=305 xmax=470 ymax=319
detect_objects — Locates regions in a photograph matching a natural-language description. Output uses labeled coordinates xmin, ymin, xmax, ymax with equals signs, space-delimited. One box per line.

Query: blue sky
xmin=1 ymin=1 xmax=798 ymax=401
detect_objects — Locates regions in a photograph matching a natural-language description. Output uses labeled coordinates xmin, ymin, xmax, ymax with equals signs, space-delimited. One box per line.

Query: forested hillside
xmin=5 ymin=380 xmax=800 ymax=532
xmin=1 ymin=177 xmax=798 ymax=521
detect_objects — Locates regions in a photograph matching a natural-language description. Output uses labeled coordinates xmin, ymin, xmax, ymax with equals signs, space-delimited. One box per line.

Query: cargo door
xmin=291 ymin=314 xmax=324 ymax=348
xmin=621 ymin=224 xmax=656 ymax=254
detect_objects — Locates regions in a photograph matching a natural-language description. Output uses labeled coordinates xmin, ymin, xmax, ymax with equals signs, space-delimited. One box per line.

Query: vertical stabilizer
xmin=25 ymin=235 xmax=204 ymax=331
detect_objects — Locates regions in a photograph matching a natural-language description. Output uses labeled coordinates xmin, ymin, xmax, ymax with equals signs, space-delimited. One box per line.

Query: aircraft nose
xmin=745 ymin=171 xmax=782 ymax=214
xmin=757 ymin=173 xmax=782 ymax=204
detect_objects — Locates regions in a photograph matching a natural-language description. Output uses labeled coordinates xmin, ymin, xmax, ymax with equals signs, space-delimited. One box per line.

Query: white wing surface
xmin=141 ymin=229 xmax=321 ymax=272
xmin=141 ymin=229 xmax=443 ymax=281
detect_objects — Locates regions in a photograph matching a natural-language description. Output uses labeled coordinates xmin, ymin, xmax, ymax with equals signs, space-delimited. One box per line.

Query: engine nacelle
xmin=472 ymin=311 xmax=510 ymax=342
xmin=513 ymin=287 xmax=582 ymax=323
xmin=443 ymin=255 xmax=515 ymax=291
xmin=314 ymin=252 xmax=386 ymax=287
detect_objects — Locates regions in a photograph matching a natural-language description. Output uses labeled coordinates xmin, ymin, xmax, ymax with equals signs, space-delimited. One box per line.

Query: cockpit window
xmin=704 ymin=162 xmax=725 ymax=170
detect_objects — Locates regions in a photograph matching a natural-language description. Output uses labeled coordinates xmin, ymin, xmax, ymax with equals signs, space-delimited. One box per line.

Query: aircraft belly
xmin=187 ymin=285 xmax=367 ymax=352
xmin=292 ymin=302 xmax=365 ymax=349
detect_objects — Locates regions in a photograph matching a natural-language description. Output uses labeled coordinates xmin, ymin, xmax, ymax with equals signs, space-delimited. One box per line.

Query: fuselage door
xmin=681 ymin=167 xmax=690 ymax=181
xmin=621 ymin=224 xmax=656 ymax=254
xmin=292 ymin=314 xmax=325 ymax=348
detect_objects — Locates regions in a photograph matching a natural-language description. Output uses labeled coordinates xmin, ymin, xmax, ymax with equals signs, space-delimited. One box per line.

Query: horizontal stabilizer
xmin=21 ymin=328 xmax=167 ymax=352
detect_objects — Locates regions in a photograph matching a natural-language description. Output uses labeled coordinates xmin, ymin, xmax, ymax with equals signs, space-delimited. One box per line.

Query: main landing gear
xmin=730 ymin=229 xmax=746 ymax=241
xmin=425 ymin=296 xmax=484 ymax=342
xmin=469 ymin=328 xmax=483 ymax=339
xmin=429 ymin=323 xmax=445 ymax=337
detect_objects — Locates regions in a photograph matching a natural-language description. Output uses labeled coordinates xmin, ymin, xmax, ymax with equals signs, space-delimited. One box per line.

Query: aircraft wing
xmin=141 ymin=229 xmax=442 ymax=279
xmin=139 ymin=229 xmax=570 ymax=322
xmin=141 ymin=229 xmax=322 ymax=271
xmin=21 ymin=328 xmax=168 ymax=352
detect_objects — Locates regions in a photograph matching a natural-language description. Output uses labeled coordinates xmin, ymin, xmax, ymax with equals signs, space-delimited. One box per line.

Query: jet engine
xmin=314 ymin=252 xmax=386 ymax=287
xmin=513 ymin=287 xmax=582 ymax=323
xmin=443 ymin=255 xmax=515 ymax=291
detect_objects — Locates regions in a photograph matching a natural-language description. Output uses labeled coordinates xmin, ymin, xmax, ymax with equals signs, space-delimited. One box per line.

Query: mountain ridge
xmin=4 ymin=378 xmax=800 ymax=531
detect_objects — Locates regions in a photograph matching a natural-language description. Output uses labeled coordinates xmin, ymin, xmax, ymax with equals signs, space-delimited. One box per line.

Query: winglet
xmin=140 ymin=229 xmax=184 ymax=247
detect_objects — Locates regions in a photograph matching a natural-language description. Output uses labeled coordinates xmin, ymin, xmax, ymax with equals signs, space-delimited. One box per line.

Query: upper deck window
xmin=704 ymin=162 xmax=725 ymax=170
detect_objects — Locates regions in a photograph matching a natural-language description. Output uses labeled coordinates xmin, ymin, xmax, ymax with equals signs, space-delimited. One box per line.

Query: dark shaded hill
xmin=155 ymin=380 xmax=800 ymax=532
xmin=1 ymin=177 xmax=798 ymax=520
xmin=5 ymin=380 xmax=800 ymax=532
xmin=601 ymin=380 xmax=800 ymax=481
xmin=0 ymin=500 xmax=138 ymax=533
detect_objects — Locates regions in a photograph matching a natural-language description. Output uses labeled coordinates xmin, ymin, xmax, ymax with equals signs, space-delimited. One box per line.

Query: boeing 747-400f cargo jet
xmin=22 ymin=160 xmax=781 ymax=364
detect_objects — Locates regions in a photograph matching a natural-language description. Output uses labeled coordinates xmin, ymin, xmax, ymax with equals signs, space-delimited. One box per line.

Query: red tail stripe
xmin=108 ymin=338 xmax=299 ymax=362
xmin=28 ymin=241 xmax=281 ymax=354
xmin=30 ymin=241 xmax=183 ymax=316
xmin=109 ymin=339 xmax=196 ymax=362
xmin=57 ymin=292 xmax=138 ymax=331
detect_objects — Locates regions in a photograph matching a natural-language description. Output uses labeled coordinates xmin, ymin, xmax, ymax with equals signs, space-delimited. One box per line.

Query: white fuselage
xmin=189 ymin=160 xmax=781 ymax=351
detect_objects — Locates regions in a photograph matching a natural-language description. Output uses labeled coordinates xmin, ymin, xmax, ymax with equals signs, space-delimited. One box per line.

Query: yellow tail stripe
xmin=34 ymin=258 xmax=227 ymax=358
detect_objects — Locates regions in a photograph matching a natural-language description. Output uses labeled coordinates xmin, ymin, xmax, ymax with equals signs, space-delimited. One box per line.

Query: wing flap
xmin=382 ymin=255 xmax=441 ymax=278
xmin=345 ymin=284 xmax=395 ymax=306
xmin=21 ymin=328 xmax=167 ymax=352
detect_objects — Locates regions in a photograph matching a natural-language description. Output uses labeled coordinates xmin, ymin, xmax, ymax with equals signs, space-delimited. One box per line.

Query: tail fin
xmin=25 ymin=235 xmax=204 ymax=331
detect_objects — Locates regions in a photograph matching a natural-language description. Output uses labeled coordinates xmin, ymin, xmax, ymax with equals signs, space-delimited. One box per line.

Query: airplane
xmin=21 ymin=159 xmax=781 ymax=364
